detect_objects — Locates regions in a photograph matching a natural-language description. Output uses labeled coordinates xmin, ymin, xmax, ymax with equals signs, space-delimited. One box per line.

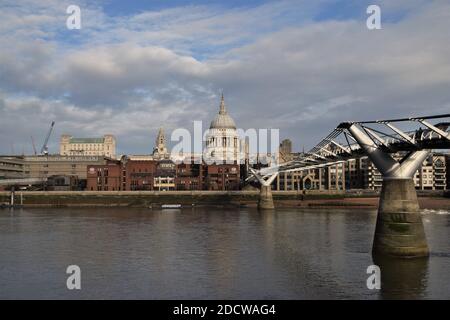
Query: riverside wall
xmin=0 ymin=190 xmax=448 ymax=208
xmin=0 ymin=190 xmax=347 ymax=207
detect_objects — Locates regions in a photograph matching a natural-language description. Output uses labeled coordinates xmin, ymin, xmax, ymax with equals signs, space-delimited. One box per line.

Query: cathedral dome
xmin=209 ymin=95 xmax=236 ymax=129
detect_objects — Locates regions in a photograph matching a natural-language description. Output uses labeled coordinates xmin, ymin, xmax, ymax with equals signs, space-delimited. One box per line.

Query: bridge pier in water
xmin=344 ymin=123 xmax=430 ymax=258
xmin=374 ymin=178 xmax=428 ymax=257
xmin=258 ymin=185 xmax=275 ymax=210
xmin=250 ymin=169 xmax=278 ymax=210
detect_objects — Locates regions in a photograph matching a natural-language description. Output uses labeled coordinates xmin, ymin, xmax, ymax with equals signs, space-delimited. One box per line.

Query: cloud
xmin=61 ymin=44 xmax=210 ymax=106
xmin=0 ymin=0 xmax=449 ymax=154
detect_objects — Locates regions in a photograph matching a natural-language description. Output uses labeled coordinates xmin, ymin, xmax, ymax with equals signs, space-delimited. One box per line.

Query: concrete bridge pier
xmin=250 ymin=169 xmax=278 ymax=210
xmin=344 ymin=123 xmax=431 ymax=258
xmin=258 ymin=184 xmax=275 ymax=210
xmin=373 ymin=178 xmax=428 ymax=257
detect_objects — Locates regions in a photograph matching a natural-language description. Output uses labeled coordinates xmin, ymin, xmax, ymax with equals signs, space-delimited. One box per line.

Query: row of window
xmin=206 ymin=137 xmax=239 ymax=147
xmin=64 ymin=144 xmax=111 ymax=150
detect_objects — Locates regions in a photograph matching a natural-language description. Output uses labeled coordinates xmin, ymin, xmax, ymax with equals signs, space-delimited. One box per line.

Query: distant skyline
xmin=1 ymin=0 xmax=450 ymax=155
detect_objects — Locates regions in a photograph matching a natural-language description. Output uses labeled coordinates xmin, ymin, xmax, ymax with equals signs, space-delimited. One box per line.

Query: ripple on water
xmin=421 ymin=209 xmax=450 ymax=215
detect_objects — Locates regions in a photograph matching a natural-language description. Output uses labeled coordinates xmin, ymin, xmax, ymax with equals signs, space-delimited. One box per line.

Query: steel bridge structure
xmin=251 ymin=114 xmax=450 ymax=258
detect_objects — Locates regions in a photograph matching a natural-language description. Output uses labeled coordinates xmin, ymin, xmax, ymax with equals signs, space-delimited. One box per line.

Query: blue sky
xmin=102 ymin=0 xmax=271 ymax=14
xmin=100 ymin=0 xmax=403 ymax=23
xmin=0 ymin=0 xmax=449 ymax=155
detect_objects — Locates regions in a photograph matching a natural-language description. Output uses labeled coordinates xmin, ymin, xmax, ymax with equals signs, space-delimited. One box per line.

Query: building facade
xmin=272 ymin=153 xmax=447 ymax=191
xmin=175 ymin=162 xmax=205 ymax=190
xmin=279 ymin=139 xmax=293 ymax=163
xmin=23 ymin=155 xmax=111 ymax=190
xmin=86 ymin=160 xmax=122 ymax=191
xmin=60 ymin=134 xmax=116 ymax=158
xmin=204 ymin=95 xmax=241 ymax=165
xmin=414 ymin=153 xmax=447 ymax=190
xmin=0 ymin=156 xmax=24 ymax=180
xmin=122 ymin=156 xmax=157 ymax=191
xmin=206 ymin=164 xmax=240 ymax=190
xmin=154 ymin=159 xmax=176 ymax=191
xmin=446 ymin=154 xmax=450 ymax=190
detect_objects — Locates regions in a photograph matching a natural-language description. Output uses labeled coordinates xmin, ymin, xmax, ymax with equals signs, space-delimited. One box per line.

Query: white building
xmin=414 ymin=153 xmax=447 ymax=190
xmin=60 ymin=134 xmax=116 ymax=159
xmin=204 ymin=95 xmax=241 ymax=164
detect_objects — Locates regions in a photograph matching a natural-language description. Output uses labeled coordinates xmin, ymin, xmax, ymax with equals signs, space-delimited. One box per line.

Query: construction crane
xmin=31 ymin=136 xmax=37 ymax=155
xmin=40 ymin=121 xmax=55 ymax=155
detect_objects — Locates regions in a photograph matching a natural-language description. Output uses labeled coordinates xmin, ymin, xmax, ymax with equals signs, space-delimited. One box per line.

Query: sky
xmin=1 ymin=0 xmax=449 ymax=155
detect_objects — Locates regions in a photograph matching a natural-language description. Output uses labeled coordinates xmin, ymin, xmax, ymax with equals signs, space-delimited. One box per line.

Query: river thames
xmin=1 ymin=207 xmax=449 ymax=299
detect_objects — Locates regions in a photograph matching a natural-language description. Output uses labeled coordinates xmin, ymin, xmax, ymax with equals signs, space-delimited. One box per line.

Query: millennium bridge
xmin=251 ymin=113 xmax=450 ymax=259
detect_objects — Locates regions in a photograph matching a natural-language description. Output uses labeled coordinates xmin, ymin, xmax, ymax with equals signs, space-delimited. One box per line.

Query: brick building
xmin=206 ymin=164 xmax=240 ymax=190
xmin=123 ymin=158 xmax=157 ymax=191
xmin=175 ymin=162 xmax=205 ymax=190
xmin=154 ymin=159 xmax=176 ymax=191
xmin=86 ymin=159 xmax=122 ymax=191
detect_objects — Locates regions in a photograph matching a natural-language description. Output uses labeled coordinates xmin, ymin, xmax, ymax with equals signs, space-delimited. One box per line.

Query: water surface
xmin=0 ymin=207 xmax=449 ymax=299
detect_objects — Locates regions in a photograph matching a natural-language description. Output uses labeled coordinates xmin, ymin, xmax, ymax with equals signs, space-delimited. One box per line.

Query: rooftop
xmin=69 ymin=138 xmax=105 ymax=144
xmin=210 ymin=94 xmax=236 ymax=130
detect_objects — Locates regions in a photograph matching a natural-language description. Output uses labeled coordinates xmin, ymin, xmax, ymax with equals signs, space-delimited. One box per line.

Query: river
xmin=0 ymin=207 xmax=449 ymax=299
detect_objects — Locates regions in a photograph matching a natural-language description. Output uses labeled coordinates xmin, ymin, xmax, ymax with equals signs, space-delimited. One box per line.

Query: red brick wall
xmin=86 ymin=159 xmax=242 ymax=191
xmin=206 ymin=164 xmax=240 ymax=190
xmin=124 ymin=160 xmax=157 ymax=191
xmin=86 ymin=163 xmax=122 ymax=191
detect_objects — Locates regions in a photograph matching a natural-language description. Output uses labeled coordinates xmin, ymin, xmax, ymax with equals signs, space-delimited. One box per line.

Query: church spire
xmin=156 ymin=127 xmax=165 ymax=145
xmin=153 ymin=127 xmax=168 ymax=156
xmin=219 ymin=92 xmax=226 ymax=115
